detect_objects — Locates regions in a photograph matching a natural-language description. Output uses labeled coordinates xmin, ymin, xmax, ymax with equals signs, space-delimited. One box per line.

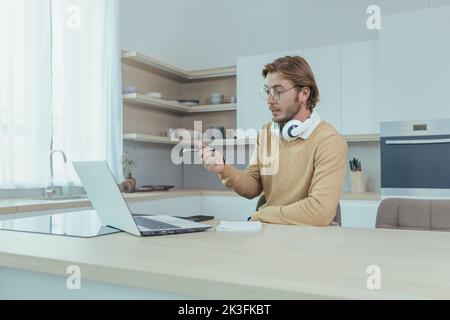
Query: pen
xmin=182 ymin=146 xmax=215 ymax=153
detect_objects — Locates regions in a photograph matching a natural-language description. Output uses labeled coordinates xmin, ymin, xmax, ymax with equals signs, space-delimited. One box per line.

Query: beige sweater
xmin=219 ymin=121 xmax=348 ymax=226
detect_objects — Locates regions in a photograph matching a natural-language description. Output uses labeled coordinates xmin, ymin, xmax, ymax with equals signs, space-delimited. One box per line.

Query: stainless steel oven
xmin=381 ymin=119 xmax=450 ymax=197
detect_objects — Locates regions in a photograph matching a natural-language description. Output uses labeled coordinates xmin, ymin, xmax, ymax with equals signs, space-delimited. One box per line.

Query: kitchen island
xmin=1 ymin=215 xmax=449 ymax=299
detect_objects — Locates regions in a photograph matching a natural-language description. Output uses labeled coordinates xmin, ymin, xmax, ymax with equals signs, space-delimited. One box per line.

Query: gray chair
xmin=256 ymin=194 xmax=341 ymax=226
xmin=376 ymin=198 xmax=450 ymax=232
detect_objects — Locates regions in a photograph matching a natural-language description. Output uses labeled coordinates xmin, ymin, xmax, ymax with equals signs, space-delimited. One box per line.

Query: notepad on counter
xmin=216 ymin=221 xmax=262 ymax=232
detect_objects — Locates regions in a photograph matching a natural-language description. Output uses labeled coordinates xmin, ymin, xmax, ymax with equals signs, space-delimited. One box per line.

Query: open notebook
xmin=216 ymin=221 xmax=262 ymax=232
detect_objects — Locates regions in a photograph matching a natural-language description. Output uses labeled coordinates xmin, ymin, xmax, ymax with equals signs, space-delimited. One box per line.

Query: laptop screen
xmin=72 ymin=161 xmax=141 ymax=236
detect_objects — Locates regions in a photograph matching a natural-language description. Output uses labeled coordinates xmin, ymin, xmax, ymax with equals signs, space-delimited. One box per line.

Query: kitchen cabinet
xmin=379 ymin=6 xmax=450 ymax=122
xmin=340 ymin=200 xmax=380 ymax=228
xmin=129 ymin=195 xmax=258 ymax=221
xmin=302 ymin=45 xmax=342 ymax=131
xmin=237 ymin=46 xmax=342 ymax=133
xmin=236 ymin=51 xmax=303 ymax=133
xmin=341 ymin=41 xmax=379 ymax=135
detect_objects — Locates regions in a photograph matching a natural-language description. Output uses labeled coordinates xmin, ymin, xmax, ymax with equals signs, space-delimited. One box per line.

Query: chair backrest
xmin=376 ymin=198 xmax=450 ymax=232
xmin=256 ymin=195 xmax=341 ymax=226
xmin=334 ymin=203 xmax=341 ymax=226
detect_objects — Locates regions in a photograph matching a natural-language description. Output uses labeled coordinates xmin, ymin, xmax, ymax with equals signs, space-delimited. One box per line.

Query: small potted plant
xmin=122 ymin=151 xmax=137 ymax=193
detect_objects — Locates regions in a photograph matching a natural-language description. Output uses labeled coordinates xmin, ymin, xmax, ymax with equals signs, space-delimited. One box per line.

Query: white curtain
xmin=0 ymin=0 xmax=123 ymax=190
xmin=0 ymin=0 xmax=53 ymax=189
xmin=51 ymin=0 xmax=123 ymax=186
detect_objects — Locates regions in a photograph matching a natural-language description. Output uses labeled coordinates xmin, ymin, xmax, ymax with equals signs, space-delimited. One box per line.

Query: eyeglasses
xmin=260 ymin=85 xmax=299 ymax=102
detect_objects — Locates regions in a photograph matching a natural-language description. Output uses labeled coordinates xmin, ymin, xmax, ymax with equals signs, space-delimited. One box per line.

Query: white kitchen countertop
xmin=0 ymin=219 xmax=448 ymax=299
xmin=0 ymin=190 xmax=380 ymax=216
xmin=0 ymin=190 xmax=226 ymax=215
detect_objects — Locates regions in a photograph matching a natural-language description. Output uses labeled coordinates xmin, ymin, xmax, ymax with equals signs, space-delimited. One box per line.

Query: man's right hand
xmin=199 ymin=144 xmax=225 ymax=173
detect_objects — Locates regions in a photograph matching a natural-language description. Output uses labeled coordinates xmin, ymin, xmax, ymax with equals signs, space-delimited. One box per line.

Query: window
xmin=0 ymin=0 xmax=123 ymax=190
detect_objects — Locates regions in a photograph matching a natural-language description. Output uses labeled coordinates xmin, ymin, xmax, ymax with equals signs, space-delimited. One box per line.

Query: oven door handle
xmin=385 ymin=138 xmax=450 ymax=145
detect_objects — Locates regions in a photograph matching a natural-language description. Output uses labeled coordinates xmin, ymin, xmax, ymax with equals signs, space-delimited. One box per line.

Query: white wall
xmin=120 ymin=0 xmax=450 ymax=70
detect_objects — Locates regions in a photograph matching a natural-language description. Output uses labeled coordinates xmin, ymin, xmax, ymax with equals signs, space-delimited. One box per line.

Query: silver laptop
xmin=72 ymin=161 xmax=211 ymax=236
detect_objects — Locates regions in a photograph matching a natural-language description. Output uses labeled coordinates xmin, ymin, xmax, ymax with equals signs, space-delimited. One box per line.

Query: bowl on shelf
xmin=210 ymin=93 xmax=224 ymax=105
xmin=145 ymin=92 xmax=163 ymax=99
xmin=177 ymin=99 xmax=200 ymax=106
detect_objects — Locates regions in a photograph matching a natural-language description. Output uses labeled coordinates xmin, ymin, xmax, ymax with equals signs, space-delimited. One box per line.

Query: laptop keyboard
xmin=134 ymin=217 xmax=181 ymax=230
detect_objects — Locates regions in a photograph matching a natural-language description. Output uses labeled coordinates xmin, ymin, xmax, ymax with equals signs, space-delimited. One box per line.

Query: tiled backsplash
xmin=344 ymin=141 xmax=380 ymax=192
xmin=182 ymin=164 xmax=248 ymax=190
xmin=182 ymin=145 xmax=252 ymax=190
xmin=0 ymin=141 xmax=380 ymax=199
xmin=123 ymin=140 xmax=183 ymax=188
xmin=181 ymin=142 xmax=381 ymax=192
xmin=124 ymin=141 xmax=381 ymax=192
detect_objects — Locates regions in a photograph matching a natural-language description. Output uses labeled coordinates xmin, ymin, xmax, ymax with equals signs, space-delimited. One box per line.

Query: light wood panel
xmin=122 ymin=52 xmax=237 ymax=136
xmin=124 ymin=133 xmax=255 ymax=147
xmin=344 ymin=134 xmax=380 ymax=142
xmin=124 ymin=104 xmax=183 ymax=136
xmin=1 ymin=191 xmax=381 ymax=215
xmin=122 ymin=64 xmax=182 ymax=100
xmin=123 ymin=94 xmax=237 ymax=114
xmin=2 ymin=221 xmax=450 ymax=299
xmin=180 ymin=77 xmax=237 ymax=105
xmin=122 ymin=50 xmax=236 ymax=82
xmin=340 ymin=192 xmax=380 ymax=201
xmin=180 ymin=111 xmax=237 ymax=134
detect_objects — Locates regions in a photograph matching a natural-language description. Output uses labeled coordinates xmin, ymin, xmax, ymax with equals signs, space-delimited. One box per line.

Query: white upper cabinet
xmin=380 ymin=6 xmax=450 ymax=122
xmin=341 ymin=41 xmax=379 ymax=135
xmin=237 ymin=50 xmax=303 ymax=133
xmin=237 ymin=42 xmax=380 ymax=136
xmin=302 ymin=45 xmax=342 ymax=132
xmin=237 ymin=47 xmax=344 ymax=133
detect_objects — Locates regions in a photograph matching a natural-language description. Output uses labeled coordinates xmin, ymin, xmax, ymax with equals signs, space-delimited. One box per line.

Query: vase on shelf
xmin=122 ymin=172 xmax=136 ymax=193
xmin=350 ymin=171 xmax=366 ymax=193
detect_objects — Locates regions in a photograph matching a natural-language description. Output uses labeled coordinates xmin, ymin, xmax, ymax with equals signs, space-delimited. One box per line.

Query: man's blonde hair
xmin=262 ymin=56 xmax=320 ymax=110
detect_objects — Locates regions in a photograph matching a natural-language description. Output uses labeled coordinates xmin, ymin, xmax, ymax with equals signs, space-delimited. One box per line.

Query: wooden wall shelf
xmin=123 ymin=93 xmax=236 ymax=114
xmin=122 ymin=51 xmax=236 ymax=82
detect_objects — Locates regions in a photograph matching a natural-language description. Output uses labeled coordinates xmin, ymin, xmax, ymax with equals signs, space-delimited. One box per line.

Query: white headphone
xmin=272 ymin=111 xmax=320 ymax=142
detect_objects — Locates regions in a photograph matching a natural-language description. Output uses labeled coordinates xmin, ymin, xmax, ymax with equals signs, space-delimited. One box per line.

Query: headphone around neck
xmin=272 ymin=112 xmax=318 ymax=142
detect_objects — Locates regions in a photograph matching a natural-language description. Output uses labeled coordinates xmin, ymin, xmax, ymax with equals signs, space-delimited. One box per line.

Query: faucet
xmin=45 ymin=149 xmax=68 ymax=198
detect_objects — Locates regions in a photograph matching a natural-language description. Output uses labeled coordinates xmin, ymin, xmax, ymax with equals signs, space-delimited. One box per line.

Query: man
xmin=200 ymin=56 xmax=348 ymax=226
